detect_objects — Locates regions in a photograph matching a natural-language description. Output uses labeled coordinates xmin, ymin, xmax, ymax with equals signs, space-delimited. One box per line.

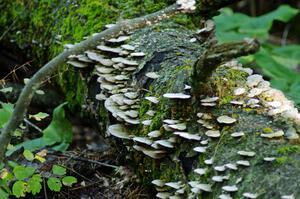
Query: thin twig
xmin=24 ymin=118 xmax=43 ymax=133
xmin=0 ymin=20 xmax=17 ymax=41
xmin=281 ymin=23 xmax=291 ymax=46
xmin=69 ymin=180 xmax=102 ymax=191
xmin=0 ymin=61 xmax=32 ymax=83
xmin=43 ymin=177 xmax=48 ymax=199
xmin=49 ymin=152 xmax=119 ymax=170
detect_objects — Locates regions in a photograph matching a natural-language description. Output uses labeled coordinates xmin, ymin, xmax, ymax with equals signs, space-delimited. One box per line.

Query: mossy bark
xmin=59 ymin=23 xmax=299 ymax=198
xmin=1 ymin=1 xmax=300 ymax=198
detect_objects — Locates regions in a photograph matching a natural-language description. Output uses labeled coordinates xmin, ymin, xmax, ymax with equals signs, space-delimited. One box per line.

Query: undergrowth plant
xmin=0 ymin=87 xmax=76 ymax=198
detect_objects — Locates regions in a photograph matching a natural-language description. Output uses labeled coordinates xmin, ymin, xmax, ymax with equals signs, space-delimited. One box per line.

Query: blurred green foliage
xmin=213 ymin=5 xmax=300 ymax=106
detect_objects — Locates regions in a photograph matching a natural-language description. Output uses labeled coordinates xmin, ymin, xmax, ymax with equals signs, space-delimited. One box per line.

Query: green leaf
xmin=23 ymin=150 xmax=35 ymax=161
xmin=214 ymin=5 xmax=299 ymax=42
xmin=0 ymin=188 xmax=9 ymax=199
xmin=6 ymin=138 xmax=48 ymax=157
xmin=13 ymin=166 xmax=35 ymax=180
xmin=52 ymin=165 xmax=66 ymax=176
xmin=271 ymin=45 xmax=300 ymax=69
xmin=12 ymin=181 xmax=26 ymax=198
xmin=47 ymin=177 xmax=62 ymax=192
xmin=254 ymin=49 xmax=300 ymax=81
xmin=29 ymin=112 xmax=49 ymax=121
xmin=6 ymin=102 xmax=72 ymax=156
xmin=62 ymin=176 xmax=77 ymax=187
xmin=13 ymin=130 xmax=22 ymax=137
xmin=52 ymin=142 xmax=69 ymax=151
xmin=27 ymin=174 xmax=42 ymax=195
xmin=7 ymin=161 xmax=18 ymax=168
xmin=0 ymin=103 xmax=13 ymax=128
xmin=43 ymin=102 xmax=73 ymax=151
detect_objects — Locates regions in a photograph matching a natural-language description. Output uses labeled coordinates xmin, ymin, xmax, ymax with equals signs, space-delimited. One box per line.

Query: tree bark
xmin=65 ymin=22 xmax=300 ymax=198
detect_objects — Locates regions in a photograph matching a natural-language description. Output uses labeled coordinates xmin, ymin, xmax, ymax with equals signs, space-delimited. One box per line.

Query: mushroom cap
xmin=214 ymin=165 xmax=226 ymax=172
xmin=154 ymin=140 xmax=174 ymax=148
xmin=212 ymin=176 xmax=224 ymax=182
xmin=263 ymin=157 xmax=276 ymax=162
xmin=247 ymin=74 xmax=263 ymax=87
xmin=107 ymin=124 xmax=131 ymax=139
xmin=260 ymin=130 xmax=284 ymax=138
xmin=148 ymin=130 xmax=162 ymax=138
xmin=130 ymin=52 xmax=146 ymax=57
xmin=67 ymin=60 xmax=88 ymax=68
xmin=243 ymin=192 xmax=258 ymax=199
xmin=193 ymin=146 xmax=207 ymax=153
xmin=236 ymin=160 xmax=250 ymax=166
xmin=165 ymin=181 xmax=183 ymax=189
xmin=97 ymin=45 xmax=122 ymax=54
xmin=142 ymin=120 xmax=152 ymax=126
xmin=222 ymin=185 xmax=238 ymax=192
xmin=145 ymin=96 xmax=159 ymax=104
xmin=219 ymin=194 xmax=233 ymax=199
xmin=201 ymin=96 xmax=219 ymax=103
xmin=205 ymin=130 xmax=221 ymax=138
xmin=168 ymin=123 xmax=187 ymax=131
xmin=188 ymin=182 xmax=212 ymax=192
xmin=151 ymin=179 xmax=165 ymax=187
xmin=204 ymin=158 xmax=214 ymax=165
xmin=163 ymin=119 xmax=179 ymax=125
xmin=237 ymin=150 xmax=256 ymax=157
xmin=174 ymin=132 xmax=201 ymax=140
xmin=133 ymin=137 xmax=153 ymax=145
xmin=225 ymin=163 xmax=238 ymax=170
xmin=217 ymin=115 xmax=237 ymax=124
xmin=145 ymin=72 xmax=160 ymax=79
xmin=121 ymin=44 xmax=135 ymax=51
xmin=233 ymin=87 xmax=246 ymax=96
xmin=133 ymin=145 xmax=166 ymax=159
xmin=163 ymin=93 xmax=191 ymax=99
xmin=231 ymin=132 xmax=245 ymax=137
xmin=194 ymin=168 xmax=207 ymax=175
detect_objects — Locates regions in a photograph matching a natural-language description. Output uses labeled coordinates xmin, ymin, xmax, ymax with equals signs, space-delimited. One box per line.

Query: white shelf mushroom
xmin=217 ymin=115 xmax=237 ymax=124
xmin=163 ymin=93 xmax=191 ymax=99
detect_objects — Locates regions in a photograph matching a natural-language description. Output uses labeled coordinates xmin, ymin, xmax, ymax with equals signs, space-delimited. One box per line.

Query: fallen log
xmin=64 ymin=21 xmax=300 ymax=198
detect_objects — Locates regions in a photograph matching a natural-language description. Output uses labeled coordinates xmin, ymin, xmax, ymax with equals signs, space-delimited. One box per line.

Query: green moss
xmin=210 ymin=66 xmax=248 ymax=105
xmin=58 ymin=65 xmax=87 ymax=111
xmin=1 ymin=0 xmax=196 ymax=110
xmin=262 ymin=127 xmax=273 ymax=133
xmin=276 ymin=156 xmax=288 ymax=165
xmin=277 ymin=145 xmax=300 ymax=155
xmin=159 ymin=162 xmax=182 ymax=182
xmin=175 ymin=64 xmax=192 ymax=72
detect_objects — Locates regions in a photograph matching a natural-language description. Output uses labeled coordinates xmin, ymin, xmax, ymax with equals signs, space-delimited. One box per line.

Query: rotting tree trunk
xmin=63 ymin=22 xmax=300 ymax=198
xmin=1 ymin=1 xmax=300 ymax=199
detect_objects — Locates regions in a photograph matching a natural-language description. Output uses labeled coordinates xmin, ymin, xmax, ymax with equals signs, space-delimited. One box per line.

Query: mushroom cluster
xmin=66 ymin=22 xmax=300 ymax=198
xmin=226 ymin=60 xmax=300 ymax=141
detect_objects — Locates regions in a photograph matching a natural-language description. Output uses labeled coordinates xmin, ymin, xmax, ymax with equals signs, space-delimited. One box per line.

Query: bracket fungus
xmin=63 ymin=13 xmax=300 ymax=198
